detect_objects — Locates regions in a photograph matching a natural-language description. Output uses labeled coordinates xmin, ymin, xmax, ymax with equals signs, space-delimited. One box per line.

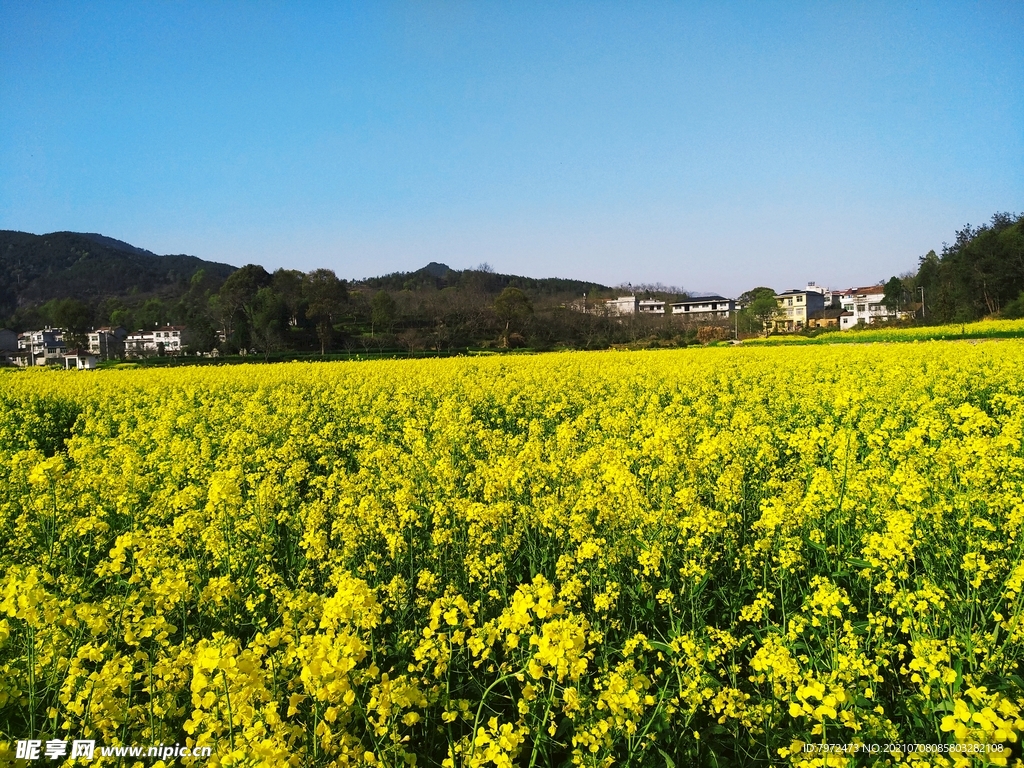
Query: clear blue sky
xmin=1 ymin=2 xmax=1021 ymax=296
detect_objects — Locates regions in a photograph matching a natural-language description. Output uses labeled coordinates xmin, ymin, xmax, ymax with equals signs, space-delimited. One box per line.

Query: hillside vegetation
xmin=0 ymin=231 xmax=236 ymax=331
xmin=4 ymin=212 xmax=1023 ymax=356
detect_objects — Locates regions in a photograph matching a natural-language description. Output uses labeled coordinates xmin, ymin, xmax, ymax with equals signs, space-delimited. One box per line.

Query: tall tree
xmin=494 ymin=287 xmax=533 ymax=346
xmin=249 ymin=287 xmax=289 ymax=358
xmin=883 ymin=276 xmax=905 ymax=313
xmin=370 ymin=290 xmax=396 ymax=337
xmin=216 ymin=264 xmax=271 ymax=350
xmin=272 ymin=269 xmax=307 ymax=327
xmin=914 ymin=213 xmax=1024 ymax=323
xmin=304 ymin=269 xmax=347 ymax=355
xmin=44 ymin=298 xmax=93 ymax=349
xmin=737 ymin=287 xmax=780 ymax=337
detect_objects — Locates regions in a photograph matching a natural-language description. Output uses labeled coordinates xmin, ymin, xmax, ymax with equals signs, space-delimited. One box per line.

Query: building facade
xmin=17 ymin=329 xmax=67 ymax=366
xmin=669 ymin=296 xmax=736 ymax=319
xmin=125 ymin=326 xmax=185 ymax=356
xmin=605 ymin=296 xmax=639 ymax=315
xmin=836 ymin=286 xmax=896 ymax=329
xmin=64 ymin=351 xmax=98 ymax=370
xmin=774 ymin=289 xmax=826 ymax=331
xmin=87 ymin=327 xmax=127 ymax=360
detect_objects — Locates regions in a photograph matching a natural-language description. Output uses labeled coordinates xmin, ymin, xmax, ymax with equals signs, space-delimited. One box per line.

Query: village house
xmin=807 ymin=307 xmax=848 ymax=329
xmin=87 ymin=326 xmax=128 ymax=360
xmin=836 ymin=286 xmax=896 ymax=329
xmin=774 ymin=286 xmax=826 ymax=332
xmin=63 ymin=350 xmax=99 ymax=370
xmin=605 ymin=296 xmax=640 ymax=315
xmin=16 ymin=328 xmax=67 ymax=366
xmin=669 ymin=295 xmax=737 ymax=319
xmin=602 ymin=296 xmax=678 ymax=315
xmin=125 ymin=325 xmax=185 ymax=356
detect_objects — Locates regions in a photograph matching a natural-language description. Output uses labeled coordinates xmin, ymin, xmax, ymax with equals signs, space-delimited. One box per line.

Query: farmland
xmin=2 ymin=343 xmax=1024 ymax=767
xmin=744 ymin=318 xmax=1024 ymax=346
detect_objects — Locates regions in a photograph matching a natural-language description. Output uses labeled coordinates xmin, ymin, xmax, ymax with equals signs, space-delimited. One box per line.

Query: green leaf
xmin=649 ymin=640 xmax=675 ymax=656
xmin=804 ymin=537 xmax=827 ymax=553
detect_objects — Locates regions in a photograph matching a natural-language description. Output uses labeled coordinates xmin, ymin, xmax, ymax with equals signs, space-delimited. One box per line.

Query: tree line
xmin=9 ymin=211 xmax=1023 ymax=355
xmin=881 ymin=212 xmax=1024 ymax=324
xmin=12 ymin=262 xmax=717 ymax=356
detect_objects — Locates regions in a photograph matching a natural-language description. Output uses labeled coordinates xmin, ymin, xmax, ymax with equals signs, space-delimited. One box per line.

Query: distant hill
xmin=0 ymin=230 xmax=237 ymax=320
xmin=362 ymin=262 xmax=612 ymax=297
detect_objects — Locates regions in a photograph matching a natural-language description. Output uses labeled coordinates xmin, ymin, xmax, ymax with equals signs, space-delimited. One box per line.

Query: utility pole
xmin=919 ymin=286 xmax=926 ymax=320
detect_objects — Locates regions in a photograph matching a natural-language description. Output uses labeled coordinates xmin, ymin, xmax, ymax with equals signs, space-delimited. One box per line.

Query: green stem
xmin=221 ymin=668 xmax=235 ymax=754
xmin=467 ymin=664 xmax=527 ymax=767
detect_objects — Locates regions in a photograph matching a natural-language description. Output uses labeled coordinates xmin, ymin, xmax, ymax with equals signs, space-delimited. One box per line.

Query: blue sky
xmin=1 ymin=2 xmax=1021 ymax=295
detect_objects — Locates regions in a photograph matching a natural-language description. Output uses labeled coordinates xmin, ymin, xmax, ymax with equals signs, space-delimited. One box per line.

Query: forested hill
xmin=362 ymin=261 xmax=610 ymax=296
xmin=913 ymin=212 xmax=1024 ymax=322
xmin=0 ymin=230 xmax=237 ymax=320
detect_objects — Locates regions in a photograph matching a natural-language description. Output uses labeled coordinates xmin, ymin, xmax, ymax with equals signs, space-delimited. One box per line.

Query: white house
xmin=605 ymin=296 xmax=639 ymax=315
xmin=64 ymin=350 xmax=98 ymax=370
xmin=125 ymin=325 xmax=185 ymax=356
xmin=669 ymin=296 xmax=737 ymax=319
xmin=638 ymin=299 xmax=665 ymax=314
xmin=17 ymin=329 xmax=66 ymax=366
xmin=836 ymin=286 xmax=896 ymax=329
xmin=152 ymin=325 xmax=184 ymax=352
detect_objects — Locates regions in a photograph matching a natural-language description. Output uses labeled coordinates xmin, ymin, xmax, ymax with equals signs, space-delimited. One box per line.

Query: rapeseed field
xmin=2 ymin=343 xmax=1023 ymax=767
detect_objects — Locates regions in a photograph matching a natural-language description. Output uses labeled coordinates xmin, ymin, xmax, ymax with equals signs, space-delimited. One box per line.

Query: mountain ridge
xmin=0 ymin=230 xmax=238 ymax=321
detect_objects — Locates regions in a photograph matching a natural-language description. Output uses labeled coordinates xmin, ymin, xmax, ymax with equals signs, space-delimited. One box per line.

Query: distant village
xmin=0 ymin=325 xmax=185 ymax=369
xmin=578 ymin=281 xmax=912 ymax=329
xmin=0 ymin=281 xmax=911 ymax=368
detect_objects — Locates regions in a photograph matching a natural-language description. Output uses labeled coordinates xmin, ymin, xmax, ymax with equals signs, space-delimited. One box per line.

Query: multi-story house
xmin=836 ymin=286 xmax=896 ymax=329
xmin=669 ymin=295 xmax=737 ymax=319
xmin=774 ymin=288 xmax=826 ymax=332
xmin=638 ymin=299 xmax=665 ymax=314
xmin=16 ymin=328 xmax=67 ymax=366
xmin=125 ymin=326 xmax=185 ymax=356
xmin=804 ymin=282 xmax=837 ymax=307
xmin=152 ymin=325 xmax=184 ymax=352
xmin=87 ymin=326 xmax=127 ymax=360
xmin=605 ymin=296 xmax=639 ymax=315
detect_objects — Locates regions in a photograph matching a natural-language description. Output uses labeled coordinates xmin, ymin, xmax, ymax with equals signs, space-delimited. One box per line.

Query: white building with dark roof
xmin=17 ymin=328 xmax=67 ymax=366
xmin=669 ymin=296 xmax=737 ymax=319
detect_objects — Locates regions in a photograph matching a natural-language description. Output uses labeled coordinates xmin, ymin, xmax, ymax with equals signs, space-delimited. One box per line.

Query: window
xmin=797 ymin=296 xmax=803 ymax=303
